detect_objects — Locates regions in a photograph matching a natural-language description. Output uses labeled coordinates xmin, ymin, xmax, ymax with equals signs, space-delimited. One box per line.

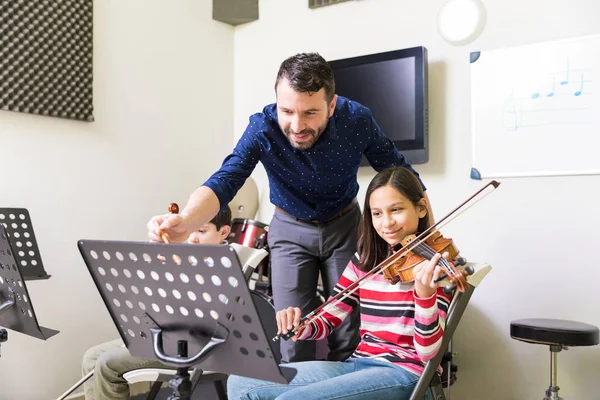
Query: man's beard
xmin=283 ymin=119 xmax=328 ymax=150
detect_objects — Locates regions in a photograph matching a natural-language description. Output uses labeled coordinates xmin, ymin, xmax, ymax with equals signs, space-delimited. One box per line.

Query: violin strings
xmin=412 ymin=242 xmax=453 ymax=274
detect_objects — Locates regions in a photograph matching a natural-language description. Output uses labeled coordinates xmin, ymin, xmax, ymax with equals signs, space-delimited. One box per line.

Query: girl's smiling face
xmin=369 ymin=185 xmax=428 ymax=247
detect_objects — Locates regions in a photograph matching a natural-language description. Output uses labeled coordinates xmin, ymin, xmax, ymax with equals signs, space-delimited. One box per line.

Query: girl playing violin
xmin=227 ymin=167 xmax=452 ymax=400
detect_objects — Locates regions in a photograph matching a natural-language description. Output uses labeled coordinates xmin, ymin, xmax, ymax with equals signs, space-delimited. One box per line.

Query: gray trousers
xmin=268 ymin=204 xmax=361 ymax=363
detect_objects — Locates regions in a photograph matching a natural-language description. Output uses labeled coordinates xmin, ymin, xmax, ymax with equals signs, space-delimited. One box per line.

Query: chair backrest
xmin=229 ymin=243 xmax=269 ymax=282
xmin=409 ymin=262 xmax=492 ymax=400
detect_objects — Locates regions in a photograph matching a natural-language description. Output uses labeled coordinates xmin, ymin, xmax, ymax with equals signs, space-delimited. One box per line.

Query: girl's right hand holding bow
xmin=276 ymin=306 xmax=302 ymax=342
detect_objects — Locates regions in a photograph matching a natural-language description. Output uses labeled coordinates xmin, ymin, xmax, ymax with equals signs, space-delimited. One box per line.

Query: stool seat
xmin=511 ymin=318 xmax=599 ymax=347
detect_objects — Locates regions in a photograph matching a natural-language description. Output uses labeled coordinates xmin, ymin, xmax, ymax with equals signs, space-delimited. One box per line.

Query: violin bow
xmin=274 ymin=180 xmax=500 ymax=341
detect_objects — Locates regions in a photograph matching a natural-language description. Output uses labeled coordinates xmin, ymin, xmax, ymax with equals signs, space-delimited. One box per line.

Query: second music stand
xmin=0 ymin=224 xmax=59 ymax=356
xmin=0 ymin=208 xmax=51 ymax=280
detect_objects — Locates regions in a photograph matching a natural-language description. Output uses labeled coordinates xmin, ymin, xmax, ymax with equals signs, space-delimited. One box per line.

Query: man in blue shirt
xmin=148 ymin=53 xmax=429 ymax=363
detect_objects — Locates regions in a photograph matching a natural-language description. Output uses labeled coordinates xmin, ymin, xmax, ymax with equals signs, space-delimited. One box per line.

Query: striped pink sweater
xmin=296 ymin=255 xmax=452 ymax=376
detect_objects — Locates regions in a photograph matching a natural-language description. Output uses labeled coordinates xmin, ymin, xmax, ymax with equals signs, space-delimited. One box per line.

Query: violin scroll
xmin=442 ymin=265 xmax=475 ymax=296
xmin=168 ymin=202 xmax=179 ymax=214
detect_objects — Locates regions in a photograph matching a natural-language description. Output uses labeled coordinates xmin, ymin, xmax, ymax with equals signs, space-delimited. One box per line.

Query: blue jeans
xmin=227 ymin=358 xmax=432 ymax=400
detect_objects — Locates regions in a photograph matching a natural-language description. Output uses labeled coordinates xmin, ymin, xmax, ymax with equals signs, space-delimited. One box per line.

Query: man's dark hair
xmin=210 ymin=205 xmax=232 ymax=230
xmin=274 ymin=53 xmax=335 ymax=103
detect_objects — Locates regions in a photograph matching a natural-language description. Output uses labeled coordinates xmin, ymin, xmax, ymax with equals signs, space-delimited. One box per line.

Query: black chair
xmin=510 ymin=318 xmax=599 ymax=400
xmin=409 ymin=262 xmax=492 ymax=400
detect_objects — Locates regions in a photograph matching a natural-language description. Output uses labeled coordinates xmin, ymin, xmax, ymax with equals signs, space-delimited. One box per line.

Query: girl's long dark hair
xmin=356 ymin=167 xmax=429 ymax=272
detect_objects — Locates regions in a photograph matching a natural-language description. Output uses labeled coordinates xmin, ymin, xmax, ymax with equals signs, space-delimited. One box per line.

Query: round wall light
xmin=437 ymin=0 xmax=487 ymax=46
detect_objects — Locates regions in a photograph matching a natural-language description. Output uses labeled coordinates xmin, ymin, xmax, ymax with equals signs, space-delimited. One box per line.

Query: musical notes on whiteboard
xmin=528 ymin=61 xmax=588 ymax=100
xmin=502 ymin=60 xmax=593 ymax=132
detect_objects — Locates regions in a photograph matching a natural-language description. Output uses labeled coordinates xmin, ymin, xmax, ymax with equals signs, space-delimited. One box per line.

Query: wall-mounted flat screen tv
xmin=329 ymin=46 xmax=429 ymax=165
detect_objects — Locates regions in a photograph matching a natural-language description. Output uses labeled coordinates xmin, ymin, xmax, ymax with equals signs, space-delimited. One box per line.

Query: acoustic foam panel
xmin=0 ymin=0 xmax=94 ymax=122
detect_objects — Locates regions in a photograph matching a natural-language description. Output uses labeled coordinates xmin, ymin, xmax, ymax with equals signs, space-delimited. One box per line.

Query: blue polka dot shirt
xmin=203 ymin=96 xmax=424 ymax=222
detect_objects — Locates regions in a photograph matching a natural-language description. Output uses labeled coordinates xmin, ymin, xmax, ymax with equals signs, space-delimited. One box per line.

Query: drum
xmin=228 ymin=219 xmax=269 ymax=249
xmin=229 ymin=219 xmax=270 ymax=279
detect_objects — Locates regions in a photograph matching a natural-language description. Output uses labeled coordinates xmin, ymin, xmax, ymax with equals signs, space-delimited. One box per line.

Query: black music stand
xmin=78 ymin=240 xmax=296 ymax=399
xmin=0 ymin=208 xmax=51 ymax=280
xmin=0 ymin=224 xmax=59 ymax=356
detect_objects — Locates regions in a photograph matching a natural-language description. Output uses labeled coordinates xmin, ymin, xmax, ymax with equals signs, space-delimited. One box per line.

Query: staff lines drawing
xmin=502 ymin=62 xmax=594 ymax=132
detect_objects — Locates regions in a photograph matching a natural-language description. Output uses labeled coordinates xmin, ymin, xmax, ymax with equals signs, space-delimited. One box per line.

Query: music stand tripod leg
xmin=55 ymin=370 xmax=94 ymax=400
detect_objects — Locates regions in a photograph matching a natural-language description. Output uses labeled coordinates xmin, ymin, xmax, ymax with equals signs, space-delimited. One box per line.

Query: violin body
xmin=382 ymin=231 xmax=460 ymax=285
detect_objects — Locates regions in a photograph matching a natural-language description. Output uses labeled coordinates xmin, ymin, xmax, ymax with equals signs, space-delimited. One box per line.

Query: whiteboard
xmin=470 ymin=34 xmax=600 ymax=179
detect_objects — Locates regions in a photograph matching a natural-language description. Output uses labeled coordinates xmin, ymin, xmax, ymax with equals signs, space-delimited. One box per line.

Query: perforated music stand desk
xmin=78 ymin=240 xmax=296 ymax=384
xmin=0 ymin=208 xmax=51 ymax=280
xmin=0 ymin=224 xmax=59 ymax=346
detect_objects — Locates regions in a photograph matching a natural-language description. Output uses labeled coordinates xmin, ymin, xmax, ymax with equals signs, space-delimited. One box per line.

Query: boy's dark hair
xmin=357 ymin=167 xmax=429 ymax=272
xmin=275 ymin=53 xmax=335 ymax=103
xmin=210 ymin=205 xmax=232 ymax=230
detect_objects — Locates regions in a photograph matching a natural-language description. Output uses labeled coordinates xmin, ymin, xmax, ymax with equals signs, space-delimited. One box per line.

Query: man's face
xmin=276 ymin=78 xmax=336 ymax=150
xmin=187 ymin=223 xmax=230 ymax=245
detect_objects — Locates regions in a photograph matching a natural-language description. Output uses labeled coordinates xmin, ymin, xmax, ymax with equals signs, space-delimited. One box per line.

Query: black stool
xmin=510 ymin=318 xmax=599 ymax=400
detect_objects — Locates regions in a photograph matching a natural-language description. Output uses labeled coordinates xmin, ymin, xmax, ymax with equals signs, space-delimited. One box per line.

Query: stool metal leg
xmin=544 ymin=345 xmax=565 ymax=400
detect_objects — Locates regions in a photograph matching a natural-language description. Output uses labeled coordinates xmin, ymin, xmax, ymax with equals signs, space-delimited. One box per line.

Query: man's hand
xmin=147 ymin=213 xmax=194 ymax=243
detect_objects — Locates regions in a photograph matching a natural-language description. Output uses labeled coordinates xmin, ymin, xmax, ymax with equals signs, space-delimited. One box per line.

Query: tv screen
xmin=328 ymin=46 xmax=429 ymax=165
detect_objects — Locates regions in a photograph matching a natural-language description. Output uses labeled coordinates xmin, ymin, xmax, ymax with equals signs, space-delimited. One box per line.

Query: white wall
xmin=233 ymin=0 xmax=600 ymax=399
xmin=0 ymin=1 xmax=234 ymax=398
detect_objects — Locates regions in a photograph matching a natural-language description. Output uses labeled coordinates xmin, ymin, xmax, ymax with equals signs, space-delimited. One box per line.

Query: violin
xmin=159 ymin=203 xmax=182 ymax=264
xmin=382 ymin=230 xmax=470 ymax=293
xmin=159 ymin=203 xmax=180 ymax=243
xmin=273 ymin=180 xmax=501 ymax=342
